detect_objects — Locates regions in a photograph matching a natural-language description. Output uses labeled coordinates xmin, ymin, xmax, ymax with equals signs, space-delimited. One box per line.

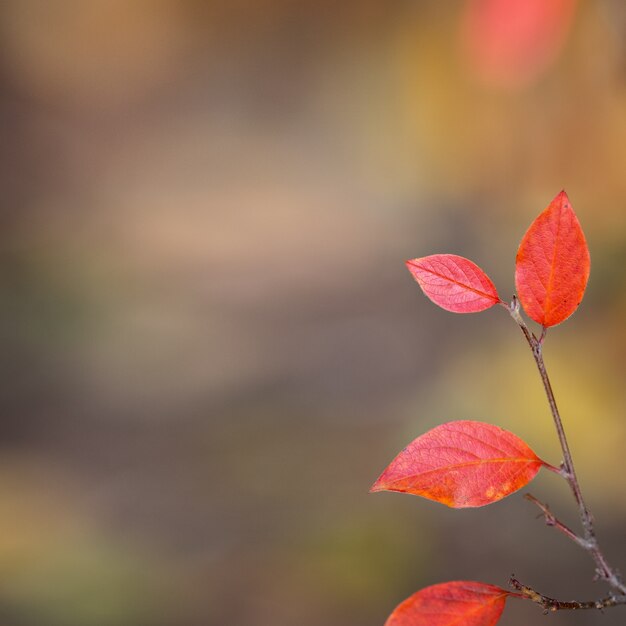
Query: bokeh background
xmin=1 ymin=1 xmax=626 ymax=625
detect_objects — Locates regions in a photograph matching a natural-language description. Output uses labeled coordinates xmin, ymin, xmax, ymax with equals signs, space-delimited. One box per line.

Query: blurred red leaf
xmin=515 ymin=191 xmax=590 ymax=327
xmin=370 ymin=420 xmax=546 ymax=508
xmin=461 ymin=0 xmax=577 ymax=88
xmin=385 ymin=581 xmax=509 ymax=626
xmin=406 ymin=254 xmax=500 ymax=313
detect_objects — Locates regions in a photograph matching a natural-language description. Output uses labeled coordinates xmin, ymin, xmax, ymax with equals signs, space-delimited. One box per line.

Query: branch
xmin=503 ymin=297 xmax=626 ymax=595
xmin=524 ymin=493 xmax=590 ymax=549
xmin=509 ymin=576 xmax=626 ymax=613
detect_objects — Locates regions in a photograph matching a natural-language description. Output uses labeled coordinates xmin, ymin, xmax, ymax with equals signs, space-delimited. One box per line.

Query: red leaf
xmin=515 ymin=191 xmax=590 ymax=327
xmin=385 ymin=581 xmax=509 ymax=626
xmin=406 ymin=255 xmax=500 ymax=313
xmin=460 ymin=0 xmax=577 ymax=89
xmin=370 ymin=420 xmax=546 ymax=508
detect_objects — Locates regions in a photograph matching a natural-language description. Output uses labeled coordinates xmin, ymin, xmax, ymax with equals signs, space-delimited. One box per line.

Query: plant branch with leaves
xmin=371 ymin=191 xmax=625 ymax=625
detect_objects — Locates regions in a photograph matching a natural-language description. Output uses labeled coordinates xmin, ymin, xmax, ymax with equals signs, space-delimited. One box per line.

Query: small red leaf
xmin=370 ymin=420 xmax=545 ymax=508
xmin=385 ymin=581 xmax=509 ymax=626
xmin=515 ymin=191 xmax=590 ymax=327
xmin=406 ymin=254 xmax=500 ymax=313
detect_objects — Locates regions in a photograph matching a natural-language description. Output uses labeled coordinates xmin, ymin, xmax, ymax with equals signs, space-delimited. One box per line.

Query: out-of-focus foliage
xmin=460 ymin=0 xmax=578 ymax=89
xmin=1 ymin=1 xmax=625 ymax=625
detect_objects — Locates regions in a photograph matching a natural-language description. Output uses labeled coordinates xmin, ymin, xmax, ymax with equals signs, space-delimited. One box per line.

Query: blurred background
xmin=1 ymin=1 xmax=626 ymax=624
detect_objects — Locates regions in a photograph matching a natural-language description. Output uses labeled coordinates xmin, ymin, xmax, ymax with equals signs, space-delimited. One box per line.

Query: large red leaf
xmin=370 ymin=420 xmax=546 ymax=508
xmin=515 ymin=191 xmax=590 ymax=327
xmin=406 ymin=254 xmax=500 ymax=313
xmin=385 ymin=581 xmax=509 ymax=626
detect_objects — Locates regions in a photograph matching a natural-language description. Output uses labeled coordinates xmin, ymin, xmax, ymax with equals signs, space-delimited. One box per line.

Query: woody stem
xmin=509 ymin=576 xmax=626 ymax=612
xmin=503 ymin=297 xmax=626 ymax=595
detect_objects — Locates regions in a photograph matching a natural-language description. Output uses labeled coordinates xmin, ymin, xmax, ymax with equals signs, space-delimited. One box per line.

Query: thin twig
xmin=509 ymin=576 xmax=626 ymax=612
xmin=524 ymin=493 xmax=590 ymax=549
xmin=503 ymin=297 xmax=626 ymax=595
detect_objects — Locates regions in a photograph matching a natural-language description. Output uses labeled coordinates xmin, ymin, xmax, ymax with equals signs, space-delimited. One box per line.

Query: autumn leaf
xmin=460 ymin=0 xmax=577 ymax=89
xmin=406 ymin=254 xmax=500 ymax=313
xmin=370 ymin=420 xmax=547 ymax=508
xmin=515 ymin=191 xmax=590 ymax=327
xmin=385 ymin=581 xmax=510 ymax=626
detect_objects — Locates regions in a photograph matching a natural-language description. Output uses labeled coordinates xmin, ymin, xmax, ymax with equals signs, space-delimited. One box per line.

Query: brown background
xmin=1 ymin=1 xmax=626 ymax=625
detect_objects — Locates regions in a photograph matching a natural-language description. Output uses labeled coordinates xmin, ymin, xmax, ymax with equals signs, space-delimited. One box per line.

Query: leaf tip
xmin=369 ymin=476 xmax=386 ymax=493
xmin=556 ymin=188 xmax=571 ymax=206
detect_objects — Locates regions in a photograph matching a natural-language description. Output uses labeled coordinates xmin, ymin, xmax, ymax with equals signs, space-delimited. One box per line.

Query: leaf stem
xmin=509 ymin=576 xmax=626 ymax=612
xmin=503 ymin=296 xmax=626 ymax=595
